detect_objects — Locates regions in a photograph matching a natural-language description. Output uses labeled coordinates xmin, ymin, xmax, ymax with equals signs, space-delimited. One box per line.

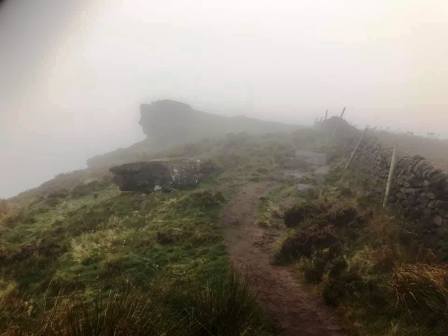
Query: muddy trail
xmin=222 ymin=182 xmax=345 ymax=336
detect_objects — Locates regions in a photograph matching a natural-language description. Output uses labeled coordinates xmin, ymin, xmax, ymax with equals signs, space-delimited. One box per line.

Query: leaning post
xmin=344 ymin=127 xmax=368 ymax=171
xmin=383 ymin=146 xmax=397 ymax=208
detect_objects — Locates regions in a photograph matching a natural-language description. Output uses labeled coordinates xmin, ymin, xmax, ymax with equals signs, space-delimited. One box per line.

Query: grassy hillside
xmin=0 ymin=132 xmax=300 ymax=335
xmin=3 ymin=126 xmax=448 ymax=335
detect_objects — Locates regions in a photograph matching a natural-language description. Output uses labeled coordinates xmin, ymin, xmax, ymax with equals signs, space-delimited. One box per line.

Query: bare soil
xmin=222 ymin=182 xmax=345 ymax=336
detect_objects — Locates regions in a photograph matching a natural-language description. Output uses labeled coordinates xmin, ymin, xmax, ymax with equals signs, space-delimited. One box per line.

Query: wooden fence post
xmin=383 ymin=146 xmax=397 ymax=208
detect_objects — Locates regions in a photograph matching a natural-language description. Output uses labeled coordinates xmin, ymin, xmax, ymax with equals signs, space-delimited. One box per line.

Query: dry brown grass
xmin=392 ymin=263 xmax=448 ymax=322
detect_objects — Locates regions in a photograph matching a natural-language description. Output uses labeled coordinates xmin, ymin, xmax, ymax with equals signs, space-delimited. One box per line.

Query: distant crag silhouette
xmin=88 ymin=100 xmax=298 ymax=168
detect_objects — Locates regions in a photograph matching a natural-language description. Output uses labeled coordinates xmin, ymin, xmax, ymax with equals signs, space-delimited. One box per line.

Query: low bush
xmin=324 ymin=203 xmax=360 ymax=227
xmin=302 ymin=258 xmax=326 ymax=284
xmin=283 ymin=203 xmax=319 ymax=227
xmin=275 ymin=224 xmax=340 ymax=263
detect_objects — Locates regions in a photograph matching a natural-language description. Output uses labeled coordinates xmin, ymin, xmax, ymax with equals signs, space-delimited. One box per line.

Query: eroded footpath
xmin=222 ymin=182 xmax=345 ymax=336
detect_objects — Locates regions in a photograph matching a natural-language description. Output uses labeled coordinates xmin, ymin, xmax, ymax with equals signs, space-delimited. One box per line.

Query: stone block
xmin=433 ymin=215 xmax=443 ymax=227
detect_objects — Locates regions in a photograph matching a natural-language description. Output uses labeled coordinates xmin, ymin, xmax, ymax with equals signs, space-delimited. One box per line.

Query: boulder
xmin=110 ymin=160 xmax=216 ymax=193
xmin=110 ymin=162 xmax=172 ymax=192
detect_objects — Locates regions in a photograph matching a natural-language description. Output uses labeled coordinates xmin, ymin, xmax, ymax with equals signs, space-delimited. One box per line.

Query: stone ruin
xmin=110 ymin=159 xmax=216 ymax=193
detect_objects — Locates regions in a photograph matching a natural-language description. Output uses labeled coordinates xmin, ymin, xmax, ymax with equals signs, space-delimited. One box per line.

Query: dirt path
xmin=222 ymin=182 xmax=345 ymax=336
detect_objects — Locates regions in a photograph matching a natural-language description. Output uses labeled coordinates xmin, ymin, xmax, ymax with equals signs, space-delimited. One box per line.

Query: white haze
xmin=1 ymin=0 xmax=448 ymax=198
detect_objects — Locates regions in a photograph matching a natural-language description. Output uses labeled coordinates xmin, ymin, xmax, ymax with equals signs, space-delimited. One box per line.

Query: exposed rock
xmin=428 ymin=201 xmax=437 ymax=209
xmin=110 ymin=159 xmax=216 ymax=193
xmin=433 ymin=215 xmax=443 ymax=227
xmin=139 ymin=100 xmax=297 ymax=144
xmin=427 ymin=192 xmax=436 ymax=200
xmin=111 ymin=162 xmax=171 ymax=192
xmin=297 ymin=184 xmax=315 ymax=193
xmin=294 ymin=150 xmax=327 ymax=167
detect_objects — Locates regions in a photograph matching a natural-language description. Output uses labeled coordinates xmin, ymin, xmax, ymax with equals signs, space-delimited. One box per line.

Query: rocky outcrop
xmin=88 ymin=100 xmax=298 ymax=169
xmin=110 ymin=162 xmax=172 ymax=192
xmin=110 ymin=159 xmax=216 ymax=193
xmin=139 ymin=100 xmax=299 ymax=149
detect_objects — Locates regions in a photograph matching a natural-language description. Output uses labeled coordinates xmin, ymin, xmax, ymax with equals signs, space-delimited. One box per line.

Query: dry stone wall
xmin=390 ymin=156 xmax=448 ymax=227
xmin=349 ymin=135 xmax=448 ymax=228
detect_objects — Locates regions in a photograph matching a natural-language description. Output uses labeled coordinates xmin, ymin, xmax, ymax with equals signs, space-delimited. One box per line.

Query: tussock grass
xmin=1 ymin=273 xmax=270 ymax=336
xmin=392 ymin=264 xmax=448 ymax=323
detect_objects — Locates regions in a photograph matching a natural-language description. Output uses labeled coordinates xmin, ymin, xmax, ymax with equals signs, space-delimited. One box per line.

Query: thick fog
xmin=1 ymin=0 xmax=448 ymax=198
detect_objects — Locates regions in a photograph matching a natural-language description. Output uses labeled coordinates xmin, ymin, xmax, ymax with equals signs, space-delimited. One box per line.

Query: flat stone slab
xmin=295 ymin=150 xmax=327 ymax=166
xmin=297 ymin=184 xmax=315 ymax=192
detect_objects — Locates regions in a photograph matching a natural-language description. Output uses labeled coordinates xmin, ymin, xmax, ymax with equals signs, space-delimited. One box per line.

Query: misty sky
xmin=1 ymin=0 xmax=448 ymax=198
